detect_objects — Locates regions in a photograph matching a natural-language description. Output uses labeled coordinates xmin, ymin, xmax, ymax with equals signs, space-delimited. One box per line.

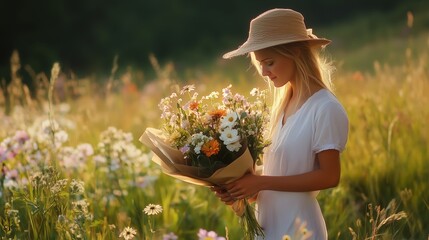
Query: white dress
xmin=256 ymin=89 xmax=349 ymax=240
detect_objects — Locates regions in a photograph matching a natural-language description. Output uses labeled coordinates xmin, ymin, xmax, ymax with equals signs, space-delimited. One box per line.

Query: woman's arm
xmin=224 ymin=149 xmax=341 ymax=200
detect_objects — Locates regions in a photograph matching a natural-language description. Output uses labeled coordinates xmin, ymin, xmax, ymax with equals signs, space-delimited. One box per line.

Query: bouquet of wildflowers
xmin=140 ymin=84 xmax=270 ymax=239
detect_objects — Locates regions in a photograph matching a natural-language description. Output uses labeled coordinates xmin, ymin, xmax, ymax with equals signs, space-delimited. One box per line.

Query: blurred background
xmin=1 ymin=1 xmax=429 ymax=239
xmin=1 ymin=0 xmax=428 ymax=79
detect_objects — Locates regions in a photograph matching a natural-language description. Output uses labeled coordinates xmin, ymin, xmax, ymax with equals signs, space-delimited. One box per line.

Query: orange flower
xmin=209 ymin=109 xmax=227 ymax=120
xmin=201 ymin=139 xmax=221 ymax=157
xmin=189 ymin=101 xmax=199 ymax=111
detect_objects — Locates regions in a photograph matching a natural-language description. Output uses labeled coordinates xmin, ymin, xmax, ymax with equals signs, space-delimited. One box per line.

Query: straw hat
xmin=223 ymin=8 xmax=331 ymax=59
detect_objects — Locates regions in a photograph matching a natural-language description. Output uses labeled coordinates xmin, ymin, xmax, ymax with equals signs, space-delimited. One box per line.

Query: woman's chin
xmin=273 ymin=81 xmax=287 ymax=88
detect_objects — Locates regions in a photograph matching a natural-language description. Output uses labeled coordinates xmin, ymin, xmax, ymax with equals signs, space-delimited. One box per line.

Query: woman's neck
xmin=289 ymin=81 xmax=323 ymax=103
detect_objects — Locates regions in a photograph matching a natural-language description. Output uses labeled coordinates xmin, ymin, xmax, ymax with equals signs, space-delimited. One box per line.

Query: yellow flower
xmin=302 ymin=228 xmax=308 ymax=235
xmin=201 ymin=139 xmax=220 ymax=157
xmin=282 ymin=235 xmax=291 ymax=240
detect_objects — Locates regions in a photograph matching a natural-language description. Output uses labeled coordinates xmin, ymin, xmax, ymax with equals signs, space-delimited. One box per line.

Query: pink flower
xmin=197 ymin=228 xmax=226 ymax=240
xmin=6 ymin=169 xmax=19 ymax=179
xmin=0 ymin=146 xmax=15 ymax=162
xmin=13 ymin=130 xmax=30 ymax=144
xmin=163 ymin=232 xmax=178 ymax=240
xmin=0 ymin=146 xmax=7 ymax=162
xmin=179 ymin=145 xmax=190 ymax=154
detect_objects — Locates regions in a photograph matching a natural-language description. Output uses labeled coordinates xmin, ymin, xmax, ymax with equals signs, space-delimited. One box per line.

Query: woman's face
xmin=254 ymin=48 xmax=296 ymax=88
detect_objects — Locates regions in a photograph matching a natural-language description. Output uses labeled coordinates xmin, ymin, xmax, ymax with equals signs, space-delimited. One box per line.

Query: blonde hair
xmin=250 ymin=42 xmax=335 ymax=137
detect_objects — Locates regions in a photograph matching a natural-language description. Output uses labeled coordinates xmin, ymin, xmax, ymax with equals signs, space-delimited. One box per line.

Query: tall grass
xmin=337 ymin=49 xmax=428 ymax=239
xmin=1 ymin=45 xmax=428 ymax=239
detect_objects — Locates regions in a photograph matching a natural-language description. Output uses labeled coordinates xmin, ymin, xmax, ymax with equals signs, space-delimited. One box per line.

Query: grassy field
xmin=1 ymin=5 xmax=429 ymax=240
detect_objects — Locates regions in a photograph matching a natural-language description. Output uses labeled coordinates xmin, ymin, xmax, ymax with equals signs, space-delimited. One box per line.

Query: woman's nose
xmin=261 ymin=66 xmax=270 ymax=76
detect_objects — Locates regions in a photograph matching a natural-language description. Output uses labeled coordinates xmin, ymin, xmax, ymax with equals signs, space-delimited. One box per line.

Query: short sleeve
xmin=312 ymin=101 xmax=349 ymax=153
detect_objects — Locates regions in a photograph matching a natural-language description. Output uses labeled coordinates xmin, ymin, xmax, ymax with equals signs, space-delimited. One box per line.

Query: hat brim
xmin=222 ymin=38 xmax=331 ymax=59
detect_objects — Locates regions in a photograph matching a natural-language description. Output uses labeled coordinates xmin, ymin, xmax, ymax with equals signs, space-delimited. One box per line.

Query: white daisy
xmin=119 ymin=226 xmax=137 ymax=240
xmin=180 ymin=84 xmax=195 ymax=95
xmin=219 ymin=127 xmax=240 ymax=145
xmin=220 ymin=111 xmax=238 ymax=129
xmin=226 ymin=141 xmax=242 ymax=152
xmin=250 ymin=88 xmax=259 ymax=96
xmin=143 ymin=204 xmax=163 ymax=215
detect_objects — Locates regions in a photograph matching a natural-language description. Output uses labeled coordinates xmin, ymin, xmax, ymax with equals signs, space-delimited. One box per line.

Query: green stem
xmin=240 ymin=200 xmax=264 ymax=240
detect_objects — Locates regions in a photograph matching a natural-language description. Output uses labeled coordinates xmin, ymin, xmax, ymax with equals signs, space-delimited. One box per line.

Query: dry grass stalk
xmin=2 ymin=50 xmax=34 ymax=115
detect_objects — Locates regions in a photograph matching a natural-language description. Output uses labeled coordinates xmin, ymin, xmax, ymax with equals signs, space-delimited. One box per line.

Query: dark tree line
xmin=0 ymin=0 xmax=411 ymax=77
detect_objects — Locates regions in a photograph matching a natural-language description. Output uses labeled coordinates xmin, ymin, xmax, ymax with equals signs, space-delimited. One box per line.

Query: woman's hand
xmin=223 ymin=172 xmax=262 ymax=200
xmin=210 ymin=186 xmax=236 ymax=205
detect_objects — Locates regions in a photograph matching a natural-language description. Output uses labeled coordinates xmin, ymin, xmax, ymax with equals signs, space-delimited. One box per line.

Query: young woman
xmin=213 ymin=9 xmax=349 ymax=239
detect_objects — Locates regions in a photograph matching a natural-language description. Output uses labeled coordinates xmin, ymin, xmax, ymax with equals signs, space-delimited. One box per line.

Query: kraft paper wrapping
xmin=139 ymin=128 xmax=254 ymax=186
xmin=140 ymin=127 xmax=255 ymax=216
